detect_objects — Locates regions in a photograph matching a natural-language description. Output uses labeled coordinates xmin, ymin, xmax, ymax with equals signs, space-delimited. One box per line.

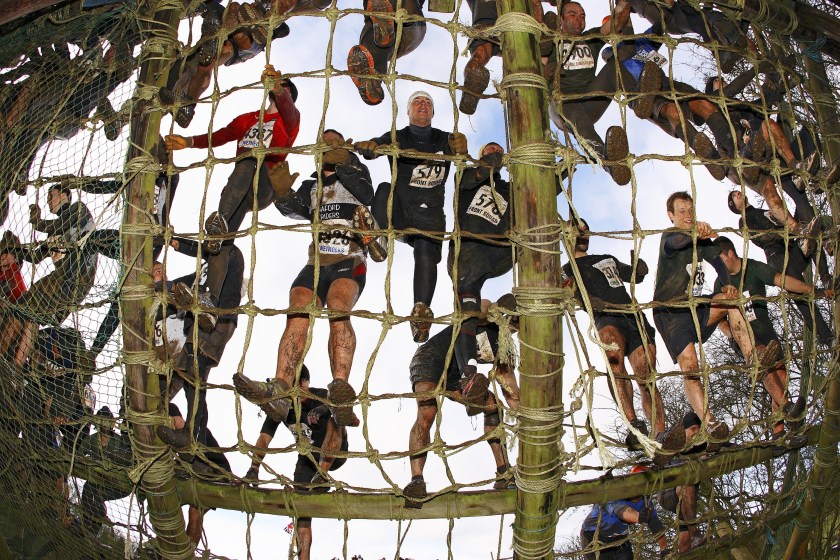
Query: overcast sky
xmin=9 ymin=0 xmax=805 ymax=557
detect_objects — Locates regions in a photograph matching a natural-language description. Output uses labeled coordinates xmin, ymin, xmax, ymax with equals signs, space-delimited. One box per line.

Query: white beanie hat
xmin=407 ymin=91 xmax=434 ymax=115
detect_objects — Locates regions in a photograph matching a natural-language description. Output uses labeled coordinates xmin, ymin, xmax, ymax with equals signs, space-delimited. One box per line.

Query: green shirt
xmin=653 ymin=232 xmax=721 ymax=304
xmin=76 ymin=431 xmax=133 ymax=468
xmin=713 ymin=258 xmax=777 ymax=325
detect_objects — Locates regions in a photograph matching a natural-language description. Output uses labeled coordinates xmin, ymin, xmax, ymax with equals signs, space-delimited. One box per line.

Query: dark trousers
xmin=360 ymin=0 xmax=426 ymax=73
xmin=80 ymin=483 xmax=131 ymax=533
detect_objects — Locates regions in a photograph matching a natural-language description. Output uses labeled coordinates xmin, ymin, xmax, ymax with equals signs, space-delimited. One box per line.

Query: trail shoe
xmin=754 ymin=338 xmax=782 ymax=370
xmin=157 ymin=426 xmax=191 ymax=451
xmin=633 ymin=61 xmax=661 ymax=120
xmin=692 ymin=131 xmax=726 ymax=181
xmin=410 ymin=301 xmax=434 ymax=343
xmin=791 ymin=152 xmax=819 ymax=192
xmin=603 ymin=126 xmax=631 ymax=186
xmin=174 ymin=102 xmax=196 ymax=128
xmin=232 ymin=373 xmax=291 ymax=423
xmin=705 ymin=419 xmax=730 ymax=453
xmin=309 ymin=472 xmax=331 ymax=494
xmin=783 ymin=395 xmax=806 ymax=431
xmin=459 ymin=64 xmax=491 ymax=116
xmin=327 ymin=378 xmax=358 ymax=427
xmin=197 ymin=1 xmax=224 ymax=66
xmin=204 ymin=211 xmax=228 ymax=255
xmin=244 ymin=466 xmax=260 ymax=482
xmin=625 ymin=418 xmax=648 ymax=452
xmin=348 ymin=45 xmax=384 ymax=106
xmin=237 ymin=2 xmax=269 ymax=45
xmin=353 ymin=205 xmax=387 ymax=262
xmin=459 ymin=366 xmax=490 ymax=416
xmin=172 ymin=282 xmax=217 ymax=331
xmin=653 ymin=422 xmax=686 ymax=466
xmin=368 ymin=0 xmax=395 ymax=48
xmin=814 ymin=162 xmax=840 ymax=193
xmin=793 ymin=216 xmax=821 ymax=259
xmin=403 ymin=476 xmax=427 ymax=508
xmin=95 ymin=99 xmax=123 ymax=141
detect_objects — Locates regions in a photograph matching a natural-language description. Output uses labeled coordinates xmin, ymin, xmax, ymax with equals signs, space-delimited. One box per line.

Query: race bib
xmin=154 ymin=315 xmax=187 ymax=354
xmin=686 ymin=262 xmax=706 ymax=296
xmin=409 ymin=160 xmax=446 ymax=189
xmin=476 ymin=331 xmax=496 ymax=363
xmin=466 ymin=185 xmax=507 ymax=225
xmin=593 ymin=258 xmax=623 ymax=288
xmin=317 ymin=229 xmax=352 ymax=255
xmin=742 ymin=290 xmax=757 ymax=322
xmin=238 ymin=121 xmax=274 ymax=149
xmin=562 ymin=42 xmax=596 ymax=71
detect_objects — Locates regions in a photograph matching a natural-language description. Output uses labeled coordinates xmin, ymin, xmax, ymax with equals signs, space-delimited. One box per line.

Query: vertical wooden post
xmin=122 ymin=1 xmax=192 ymax=558
xmin=496 ymin=3 xmax=565 ymax=559
xmin=782 ymin=53 xmax=840 ymax=560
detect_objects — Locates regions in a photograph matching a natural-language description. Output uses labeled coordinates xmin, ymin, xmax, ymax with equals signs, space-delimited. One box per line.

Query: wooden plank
xmin=0 ymin=0 xmax=75 ymax=27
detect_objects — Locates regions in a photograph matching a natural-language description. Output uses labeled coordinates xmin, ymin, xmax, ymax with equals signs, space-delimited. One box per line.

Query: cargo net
xmin=0 ymin=0 xmax=839 ymax=558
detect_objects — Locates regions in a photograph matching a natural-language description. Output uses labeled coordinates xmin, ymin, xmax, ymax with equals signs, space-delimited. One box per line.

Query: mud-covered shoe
xmin=403 ymin=476 xmax=427 ymax=508
xmin=195 ymin=291 xmax=218 ymax=333
xmin=603 ymin=126 xmax=631 ymax=186
xmin=653 ymin=422 xmax=686 ymax=466
xmin=237 ymin=2 xmax=269 ymax=44
xmin=792 ymin=216 xmax=820 ymax=259
xmin=410 ymin=301 xmax=434 ymax=343
xmin=814 ymin=162 xmax=840 ymax=193
xmin=368 ymin=0 xmax=395 ymax=48
xmin=327 ymin=378 xmax=357 ymax=427
xmin=204 ymin=211 xmax=228 ymax=255
xmin=625 ymin=418 xmax=648 ymax=451
xmin=232 ymin=373 xmax=291 ymax=423
xmin=705 ymin=419 xmax=729 ymax=453
xmin=309 ymin=472 xmax=331 ymax=494
xmin=95 ymin=99 xmax=122 ymax=141
xmin=459 ymin=65 xmax=490 ymax=116
xmin=175 ymin=102 xmax=196 ymax=128
xmin=633 ymin=61 xmax=661 ymax=120
xmin=244 ymin=466 xmax=260 ymax=482
xmin=353 ymin=206 xmax=386 ymax=262
xmin=172 ymin=282 xmax=195 ymax=309
xmin=692 ymin=131 xmax=726 ymax=181
xmin=459 ymin=366 xmax=490 ymax=416
xmin=783 ymin=395 xmax=806 ymax=431
xmin=754 ymin=338 xmax=782 ymax=371
xmin=197 ymin=1 xmax=224 ymax=66
xmin=347 ymin=45 xmax=384 ymax=106
xmin=157 ymin=426 xmax=191 ymax=451
xmin=493 ymin=471 xmax=516 ymax=490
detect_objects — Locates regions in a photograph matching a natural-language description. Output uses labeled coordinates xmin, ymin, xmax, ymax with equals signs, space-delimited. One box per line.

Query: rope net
xmin=0 ymin=0 xmax=838 ymax=558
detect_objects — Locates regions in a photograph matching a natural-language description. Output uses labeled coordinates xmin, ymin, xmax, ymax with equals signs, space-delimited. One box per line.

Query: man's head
xmin=574 ymin=217 xmax=590 ymax=253
xmin=682 ymin=411 xmax=701 ymax=440
xmin=323 ymin=129 xmax=344 ymax=144
xmin=298 ymin=364 xmax=311 ymax=390
xmin=269 ymin=78 xmax=298 ymax=107
xmin=93 ymin=406 xmax=116 ymax=433
xmin=168 ymin=403 xmax=185 ymax=430
xmin=407 ymin=91 xmax=434 ymax=127
xmin=727 ymin=190 xmax=747 ymax=214
xmin=0 ymin=231 xmax=19 ymax=270
xmin=480 ymin=142 xmax=504 ymax=158
xmin=666 ymin=191 xmax=694 ymax=229
xmin=705 ymin=76 xmax=723 ymax=95
xmin=152 ymin=261 xmax=163 ymax=283
xmin=48 ymin=184 xmax=72 ymax=214
xmin=559 ymin=2 xmax=586 ymax=34
xmin=714 ymin=236 xmax=741 ymax=272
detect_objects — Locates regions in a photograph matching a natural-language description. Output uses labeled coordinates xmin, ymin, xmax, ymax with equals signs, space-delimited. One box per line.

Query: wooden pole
xmin=122 ymin=1 xmax=192 ymax=558
xmin=0 ymin=0 xmax=75 ymax=27
xmin=782 ymin=51 xmax=840 ymax=560
xmin=494 ymin=0 xmax=565 ymax=557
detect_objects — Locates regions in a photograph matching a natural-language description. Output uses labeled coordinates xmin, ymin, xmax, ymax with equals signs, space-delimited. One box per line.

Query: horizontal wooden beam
xmin=0 ymin=0 xmax=75 ymax=27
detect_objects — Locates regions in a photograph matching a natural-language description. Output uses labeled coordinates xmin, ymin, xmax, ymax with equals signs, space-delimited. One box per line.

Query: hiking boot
xmin=347 ymin=45 xmax=384 ymax=106
xmin=773 ymin=433 xmax=809 ymax=457
xmin=625 ymin=418 xmax=648 ymax=451
xmin=783 ymin=395 xmax=806 ymax=431
xmin=459 ymin=64 xmax=490 ymax=116
xmin=175 ymin=102 xmax=196 ymax=128
xmin=754 ymin=338 xmax=782 ymax=370
xmin=244 ymin=466 xmax=260 ymax=482
xmin=410 ymin=301 xmax=434 ymax=343
xmin=327 ymin=378 xmax=357 ymax=427
xmin=173 ymin=282 xmax=218 ymax=332
xmin=815 ymin=162 xmax=840 ymax=193
xmin=232 ymin=373 xmax=291 ymax=423
xmin=159 ymin=85 xmax=176 ymax=106
xmin=692 ymin=131 xmax=726 ymax=181
xmin=653 ymin=422 xmax=686 ymax=466
xmin=603 ymin=126 xmax=631 ymax=186
xmin=705 ymin=111 xmax=735 ymax=159
xmin=78 ymin=349 xmax=97 ymax=372
xmin=493 ymin=472 xmax=516 ymax=490
xmin=711 ymin=18 xmax=747 ymax=73
xmin=95 ymin=99 xmax=122 ymax=141
xmin=353 ymin=206 xmax=386 ymax=262
xmin=402 ymin=476 xmax=427 ymax=508
xmin=793 ymin=216 xmax=820 ymax=259
xmin=157 ymin=426 xmax=191 ymax=451
xmin=197 ymin=1 xmax=224 ymax=66
xmin=368 ymin=0 xmax=395 ymax=48
xmin=237 ymin=2 xmax=269 ymax=44
xmin=309 ymin=472 xmax=331 ymax=494
xmin=633 ymin=62 xmax=661 ymax=120
xmin=204 ymin=211 xmax=228 ymax=255
xmin=459 ymin=366 xmax=489 ymax=416
xmin=705 ymin=419 xmax=729 ymax=453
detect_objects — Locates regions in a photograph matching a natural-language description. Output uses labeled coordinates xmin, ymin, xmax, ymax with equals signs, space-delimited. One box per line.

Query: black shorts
xmin=750 ymin=320 xmax=779 ymax=347
xmin=448 ymin=240 xmax=512 ymax=290
xmin=292 ymin=437 xmax=349 ymax=484
xmin=594 ymin=313 xmax=656 ymax=357
xmin=653 ymin=305 xmax=717 ymax=364
xmin=580 ymin=529 xmax=633 ymax=560
xmin=291 ymin=259 xmax=367 ymax=303
xmin=467 ymin=17 xmax=501 ymax=56
xmin=409 ymin=347 xmax=460 ymax=392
